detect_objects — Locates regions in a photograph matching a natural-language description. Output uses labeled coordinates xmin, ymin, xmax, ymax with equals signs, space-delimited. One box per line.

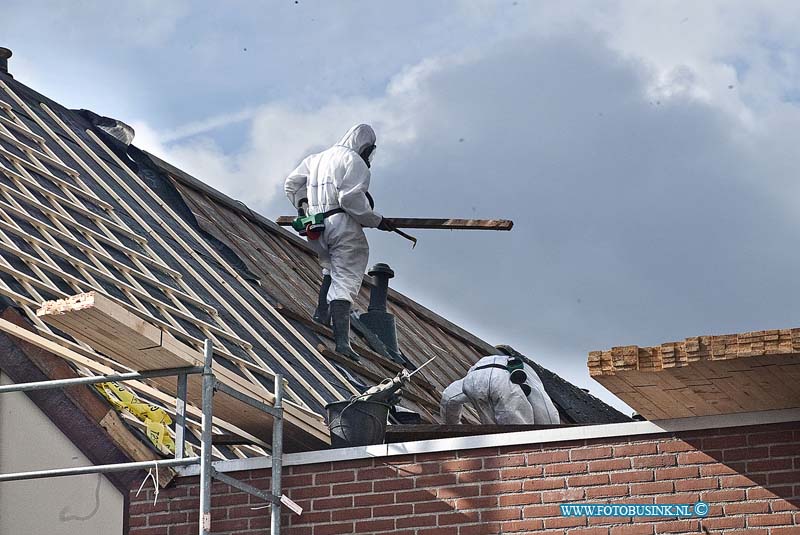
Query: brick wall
xmin=129 ymin=421 xmax=800 ymax=535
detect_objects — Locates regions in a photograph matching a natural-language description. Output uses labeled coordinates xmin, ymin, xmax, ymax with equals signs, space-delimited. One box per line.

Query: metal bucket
xmin=325 ymin=400 xmax=391 ymax=448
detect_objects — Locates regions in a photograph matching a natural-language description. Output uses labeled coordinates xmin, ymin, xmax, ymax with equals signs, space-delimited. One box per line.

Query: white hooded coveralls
xmin=440 ymin=355 xmax=560 ymax=425
xmin=284 ymin=124 xmax=383 ymax=303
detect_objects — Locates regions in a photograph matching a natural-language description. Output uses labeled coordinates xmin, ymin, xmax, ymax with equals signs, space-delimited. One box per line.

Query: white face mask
xmin=368 ymin=145 xmax=377 ymax=164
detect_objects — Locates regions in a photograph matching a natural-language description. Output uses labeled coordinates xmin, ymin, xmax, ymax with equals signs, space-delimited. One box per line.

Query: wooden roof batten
xmin=1 ymin=89 xmax=252 ymax=374
xmin=79 ymin=125 xmax=357 ymax=405
xmin=0 ymin=79 xmax=344 ymax=441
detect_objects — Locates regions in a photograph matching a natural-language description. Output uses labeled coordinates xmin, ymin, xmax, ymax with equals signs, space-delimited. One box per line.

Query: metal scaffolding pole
xmin=175 ymin=371 xmax=188 ymax=459
xmin=0 ymin=366 xmax=203 ymax=394
xmin=199 ymin=339 xmax=214 ymax=535
xmin=0 ymin=457 xmax=200 ymax=482
xmin=271 ymin=374 xmax=284 ymax=535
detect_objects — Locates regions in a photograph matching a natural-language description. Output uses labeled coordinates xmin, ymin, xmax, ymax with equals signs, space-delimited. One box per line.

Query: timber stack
xmin=589 ymin=329 xmax=800 ymax=419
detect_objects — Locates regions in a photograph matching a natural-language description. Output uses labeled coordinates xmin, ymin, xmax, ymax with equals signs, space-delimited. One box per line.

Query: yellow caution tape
xmin=95 ymin=381 xmax=194 ymax=456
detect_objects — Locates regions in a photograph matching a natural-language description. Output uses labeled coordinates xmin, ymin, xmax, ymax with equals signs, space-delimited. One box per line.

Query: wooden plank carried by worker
xmin=275 ymin=216 xmax=514 ymax=231
xmin=589 ymin=328 xmax=800 ymax=420
xmin=36 ymin=292 xmax=330 ymax=450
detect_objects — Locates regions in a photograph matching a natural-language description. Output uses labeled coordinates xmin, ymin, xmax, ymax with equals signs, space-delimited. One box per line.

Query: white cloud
xmin=159 ymin=108 xmax=257 ymax=143
xmin=130 ymin=1 xmax=800 ymax=207
xmin=130 ymin=68 xmax=429 ymax=205
xmin=129 ymin=121 xmax=242 ymax=197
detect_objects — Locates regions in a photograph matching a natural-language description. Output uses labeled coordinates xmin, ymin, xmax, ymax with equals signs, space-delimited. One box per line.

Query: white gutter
xmin=177 ymin=408 xmax=800 ymax=477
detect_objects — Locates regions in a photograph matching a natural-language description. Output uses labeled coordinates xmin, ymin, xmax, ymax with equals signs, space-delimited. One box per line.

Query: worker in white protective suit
xmin=440 ymin=355 xmax=560 ymax=425
xmin=284 ymin=124 xmax=395 ymax=361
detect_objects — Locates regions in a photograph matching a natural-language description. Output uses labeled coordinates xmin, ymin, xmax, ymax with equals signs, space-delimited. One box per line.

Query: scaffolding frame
xmin=0 ymin=339 xmax=288 ymax=535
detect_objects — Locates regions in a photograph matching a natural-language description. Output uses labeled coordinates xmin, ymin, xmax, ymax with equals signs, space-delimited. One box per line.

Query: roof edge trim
xmin=177 ymin=407 xmax=800 ymax=477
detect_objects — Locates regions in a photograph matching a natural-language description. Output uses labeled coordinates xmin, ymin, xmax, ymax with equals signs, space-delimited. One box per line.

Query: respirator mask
xmin=507 ymin=357 xmax=532 ymax=396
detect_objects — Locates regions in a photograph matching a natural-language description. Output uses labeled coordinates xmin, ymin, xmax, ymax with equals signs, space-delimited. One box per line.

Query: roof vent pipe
xmin=367 ymin=263 xmax=394 ymax=313
xmin=0 ymin=48 xmax=11 ymax=76
xmin=359 ymin=263 xmax=400 ymax=358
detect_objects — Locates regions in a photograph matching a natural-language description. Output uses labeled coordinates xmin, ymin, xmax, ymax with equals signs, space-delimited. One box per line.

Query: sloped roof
xmin=0 ymin=70 xmax=627 ymax=459
xmin=145 ymin=151 xmax=501 ymax=421
xmin=147 ymin=152 xmax=629 ymax=426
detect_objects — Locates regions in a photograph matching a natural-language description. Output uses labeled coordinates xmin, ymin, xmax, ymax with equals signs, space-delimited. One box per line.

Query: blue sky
xmin=4 ymin=1 xmax=800 ymax=413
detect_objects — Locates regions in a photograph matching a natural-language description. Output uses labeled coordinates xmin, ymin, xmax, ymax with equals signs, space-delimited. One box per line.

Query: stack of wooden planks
xmin=588 ymin=329 xmax=800 ymax=419
xmin=37 ymin=292 xmax=329 ymax=451
xmin=38 ymin=292 xmax=201 ymax=370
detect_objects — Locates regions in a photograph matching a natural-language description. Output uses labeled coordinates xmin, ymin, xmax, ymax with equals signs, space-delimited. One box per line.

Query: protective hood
xmin=337 ymin=124 xmax=376 ymax=154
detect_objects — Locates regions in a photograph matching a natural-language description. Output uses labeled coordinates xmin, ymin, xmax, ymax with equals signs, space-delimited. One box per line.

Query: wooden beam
xmin=37 ymin=292 xmax=197 ymax=370
xmin=0 ymin=306 xmax=174 ymax=490
xmin=0 ymin=316 xmax=271 ymax=448
xmin=98 ymin=411 xmax=176 ymax=486
xmin=35 ymin=292 xmax=330 ymax=450
xmin=275 ymin=216 xmax=513 ymax=231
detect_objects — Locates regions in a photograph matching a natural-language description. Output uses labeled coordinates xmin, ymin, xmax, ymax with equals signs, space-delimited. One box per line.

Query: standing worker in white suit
xmin=285 ymin=124 xmax=395 ymax=361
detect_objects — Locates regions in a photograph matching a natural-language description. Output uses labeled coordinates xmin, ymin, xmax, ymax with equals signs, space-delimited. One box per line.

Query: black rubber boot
xmin=312 ymin=275 xmax=332 ymax=326
xmin=330 ymin=299 xmax=360 ymax=362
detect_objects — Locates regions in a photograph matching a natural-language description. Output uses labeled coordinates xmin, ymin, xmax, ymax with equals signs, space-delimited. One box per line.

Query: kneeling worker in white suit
xmin=441 ymin=355 xmax=560 ymax=425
